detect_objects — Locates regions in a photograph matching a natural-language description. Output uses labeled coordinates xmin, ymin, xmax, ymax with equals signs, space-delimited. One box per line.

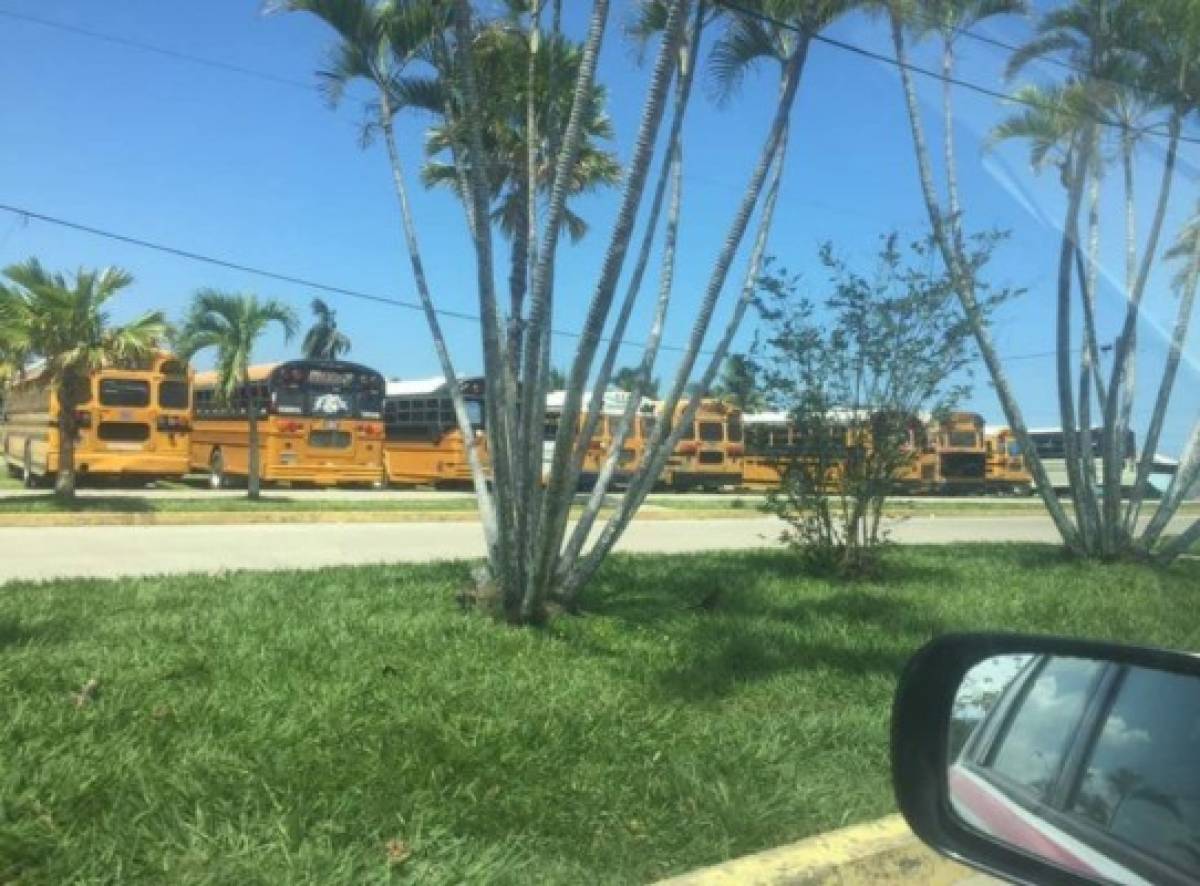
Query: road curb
xmin=0 ymin=507 xmax=768 ymax=528
xmin=654 ymin=814 xmax=970 ymax=885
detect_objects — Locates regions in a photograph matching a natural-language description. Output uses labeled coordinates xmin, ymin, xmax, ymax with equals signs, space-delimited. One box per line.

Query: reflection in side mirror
xmin=892 ymin=634 xmax=1200 ymax=886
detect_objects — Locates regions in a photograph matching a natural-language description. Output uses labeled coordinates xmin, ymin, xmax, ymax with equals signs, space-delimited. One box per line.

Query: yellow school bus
xmin=1 ymin=352 xmax=192 ymax=486
xmin=190 ymin=359 xmax=386 ymax=488
xmin=543 ymin=389 xmax=654 ymax=490
xmin=926 ymin=411 xmax=988 ymax=493
xmin=382 ymin=376 xmax=488 ymax=486
xmin=743 ymin=409 xmax=925 ymax=494
xmin=659 ymin=398 xmax=744 ymax=491
xmin=741 ymin=411 xmax=790 ymax=488
xmin=984 ymin=428 xmax=1033 ymax=495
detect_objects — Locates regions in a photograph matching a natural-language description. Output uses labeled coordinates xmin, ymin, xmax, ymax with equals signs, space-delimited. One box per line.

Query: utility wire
xmin=0 ymin=7 xmax=314 ymax=92
xmin=0 ymin=202 xmax=716 ymax=357
xmin=0 ymin=202 xmax=1090 ymax=368
xmin=710 ymin=0 xmax=1200 ymax=148
xmin=8 ymin=1 xmax=1193 ymax=149
xmin=893 ymin=1 xmax=1193 ymax=121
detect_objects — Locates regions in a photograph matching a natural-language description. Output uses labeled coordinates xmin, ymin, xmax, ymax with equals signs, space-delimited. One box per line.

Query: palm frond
xmin=707 ymin=11 xmax=780 ymax=104
xmin=388 ymin=73 xmax=447 ymax=112
xmin=1006 ymin=31 xmax=1081 ymax=79
xmin=562 ymin=207 xmax=588 ymax=243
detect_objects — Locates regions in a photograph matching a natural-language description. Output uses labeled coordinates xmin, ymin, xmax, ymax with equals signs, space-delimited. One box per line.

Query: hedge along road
xmin=1 ymin=514 xmax=1194 ymax=583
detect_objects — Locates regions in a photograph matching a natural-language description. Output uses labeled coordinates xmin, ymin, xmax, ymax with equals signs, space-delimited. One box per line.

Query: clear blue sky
xmin=0 ymin=0 xmax=1196 ymax=455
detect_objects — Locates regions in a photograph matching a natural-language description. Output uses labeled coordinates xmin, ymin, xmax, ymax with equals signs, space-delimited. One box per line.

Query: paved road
xmin=0 ymin=514 xmax=1192 ymax=583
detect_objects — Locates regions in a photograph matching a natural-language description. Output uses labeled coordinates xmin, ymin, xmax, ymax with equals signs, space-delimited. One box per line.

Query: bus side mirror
xmin=892 ymin=632 xmax=1200 ymax=886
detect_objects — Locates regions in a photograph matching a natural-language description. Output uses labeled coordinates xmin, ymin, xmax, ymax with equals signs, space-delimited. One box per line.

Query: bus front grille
xmin=698 ymin=451 xmax=724 ymax=466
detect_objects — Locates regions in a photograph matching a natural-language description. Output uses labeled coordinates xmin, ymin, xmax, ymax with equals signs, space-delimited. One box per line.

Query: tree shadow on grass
xmin=656 ymin=626 xmax=918 ymax=703
xmin=0 ymin=615 xmax=70 ymax=648
xmin=584 ymin=548 xmax=957 ymax=624
xmin=580 ymin=550 xmax=950 ymax=702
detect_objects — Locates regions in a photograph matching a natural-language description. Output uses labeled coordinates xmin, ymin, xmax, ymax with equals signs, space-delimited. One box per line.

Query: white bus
xmin=1026 ymin=428 xmax=1137 ymax=494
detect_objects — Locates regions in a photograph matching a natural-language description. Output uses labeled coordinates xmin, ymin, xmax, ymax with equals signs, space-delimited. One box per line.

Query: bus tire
xmin=209 ymin=450 xmax=229 ymax=490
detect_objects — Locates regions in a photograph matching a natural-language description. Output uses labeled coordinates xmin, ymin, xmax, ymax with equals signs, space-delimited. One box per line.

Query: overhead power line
xmin=896 ymin=1 xmax=1191 ymax=120
xmin=8 ymin=1 xmax=1195 ymax=150
xmin=0 ymin=202 xmax=1093 ymax=368
xmin=0 ymin=202 xmax=717 ymax=357
xmin=0 ymin=7 xmax=314 ymax=92
xmin=710 ymin=0 xmax=1200 ymax=148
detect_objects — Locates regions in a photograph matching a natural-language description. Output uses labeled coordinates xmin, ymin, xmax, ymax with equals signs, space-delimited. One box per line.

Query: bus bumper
xmin=670 ymin=471 xmax=742 ymax=490
xmin=74 ymin=454 xmax=191 ymax=478
xmin=267 ymin=464 xmax=385 ymax=487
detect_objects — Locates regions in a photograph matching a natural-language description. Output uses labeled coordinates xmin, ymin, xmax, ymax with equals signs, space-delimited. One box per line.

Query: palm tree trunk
xmin=530 ymin=0 xmax=687 ymax=615
xmin=519 ymin=0 xmax=623 ymax=620
xmin=247 ymin=385 xmax=261 ymax=501
xmin=887 ymin=4 xmax=1082 ymax=552
xmin=1143 ymin=418 xmax=1199 ymax=555
xmin=1104 ymin=110 xmax=1181 ymax=545
xmin=1055 ymin=138 xmax=1100 ymax=552
xmin=508 ymin=192 xmax=530 ymax=374
xmin=1081 ymin=144 xmax=1106 ymax=401
xmin=556 ymin=13 xmax=699 ymax=585
xmin=1074 ymin=244 xmax=1107 ymax=404
xmin=564 ymin=0 xmax=701 ymax=505
xmin=518 ymin=0 xmax=546 ymax=598
xmin=54 ymin=384 xmax=77 ymax=502
xmin=942 ymin=38 xmax=962 ymax=249
xmin=375 ymin=97 xmax=499 ymax=562
xmin=1129 ymin=225 xmax=1200 ymax=534
xmin=566 ymin=123 xmax=788 ymax=600
xmin=450 ymin=2 xmax=522 ymax=608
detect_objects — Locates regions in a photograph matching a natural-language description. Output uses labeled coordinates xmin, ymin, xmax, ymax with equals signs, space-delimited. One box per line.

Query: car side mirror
xmin=892 ymin=633 xmax=1200 ymax=886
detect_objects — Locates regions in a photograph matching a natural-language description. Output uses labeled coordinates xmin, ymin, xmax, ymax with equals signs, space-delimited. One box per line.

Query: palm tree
xmin=989 ymin=77 xmax=1107 ymax=549
xmin=1006 ymin=0 xmax=1173 ymax=552
xmin=886 ymin=0 xmax=1083 ymax=552
xmin=177 ymin=290 xmax=297 ymax=500
xmin=277 ymin=0 xmax=501 ymax=553
xmin=416 ymin=22 xmax=621 ymax=352
xmin=911 ymin=0 xmax=1028 ymax=245
xmin=302 ymin=297 xmax=352 ymax=360
xmin=0 ymin=259 xmax=165 ymax=501
xmin=1006 ymin=0 xmax=1196 ymax=554
xmin=0 ymin=285 xmax=27 ymax=386
xmin=1137 ymin=204 xmax=1200 ymax=557
xmin=557 ymin=0 xmax=856 ymax=601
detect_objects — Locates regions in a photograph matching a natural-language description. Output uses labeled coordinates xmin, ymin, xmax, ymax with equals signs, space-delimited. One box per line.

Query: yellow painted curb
xmin=654 ymin=814 xmax=972 ymax=886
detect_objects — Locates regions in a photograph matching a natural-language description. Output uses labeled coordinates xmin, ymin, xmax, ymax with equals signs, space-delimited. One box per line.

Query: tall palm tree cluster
xmin=887 ymin=0 xmax=1200 ymax=563
xmin=275 ymin=0 xmax=867 ymax=622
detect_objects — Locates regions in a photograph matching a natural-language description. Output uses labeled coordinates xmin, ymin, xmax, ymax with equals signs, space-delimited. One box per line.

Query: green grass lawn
xmin=2 ymin=547 xmax=1198 ymax=884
